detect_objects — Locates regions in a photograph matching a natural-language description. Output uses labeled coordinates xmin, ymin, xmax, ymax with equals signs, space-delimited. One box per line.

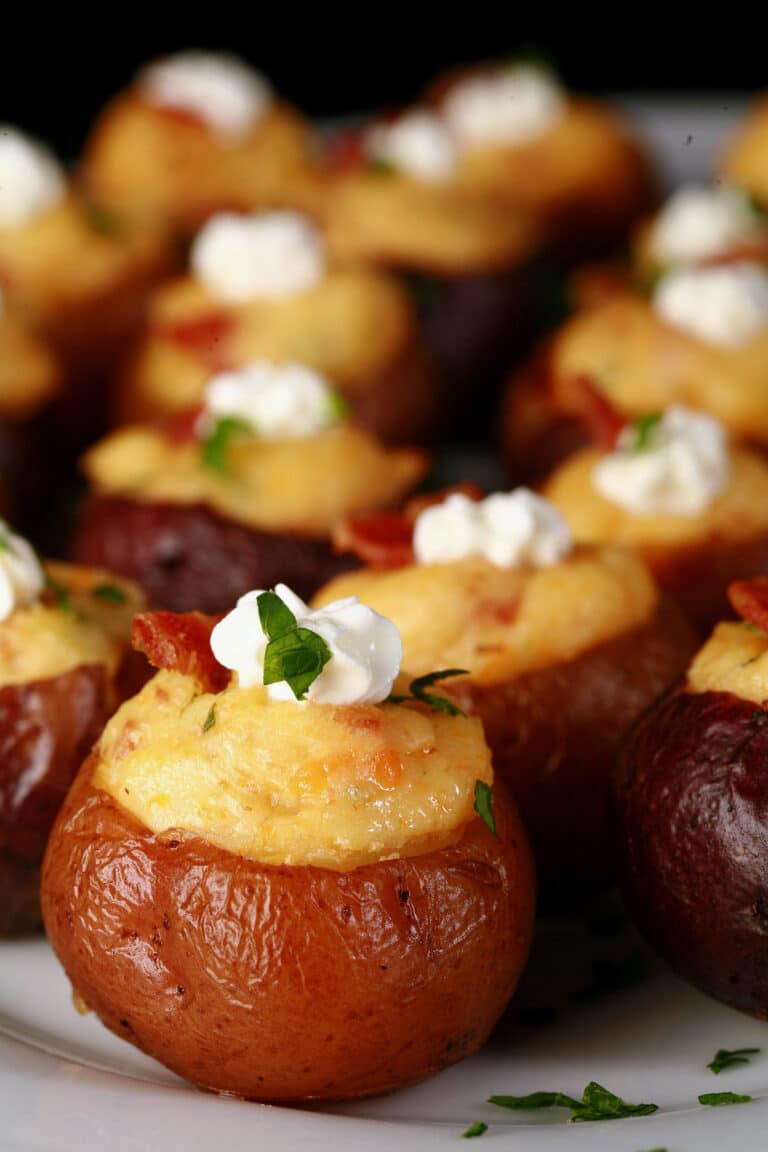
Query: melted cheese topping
xmin=94 ymin=669 xmax=491 ymax=869
xmin=544 ymin=446 xmax=768 ymax=547
xmin=687 ymin=621 xmax=768 ymax=705
xmin=313 ymin=548 xmax=656 ymax=686
xmin=82 ymin=424 xmax=426 ymax=535
xmin=0 ymin=562 xmax=141 ymax=688
xmin=550 ymin=296 xmax=768 ymax=443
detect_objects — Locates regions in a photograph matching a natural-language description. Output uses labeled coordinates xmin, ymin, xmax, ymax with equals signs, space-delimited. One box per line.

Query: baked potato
xmin=616 ymin=577 xmax=768 ymax=1016
xmin=41 ymin=606 xmax=535 ymax=1100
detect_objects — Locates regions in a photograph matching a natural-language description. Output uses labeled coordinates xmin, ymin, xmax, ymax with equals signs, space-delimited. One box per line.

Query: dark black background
xmin=2 ymin=14 xmax=762 ymax=159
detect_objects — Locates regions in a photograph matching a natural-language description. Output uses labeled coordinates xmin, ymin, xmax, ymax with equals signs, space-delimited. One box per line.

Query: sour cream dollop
xmin=365 ymin=110 xmax=457 ymax=183
xmin=0 ymin=521 xmax=45 ymax=620
xmin=0 ymin=127 xmax=65 ymax=229
xmin=198 ymin=361 xmax=343 ymax=440
xmin=139 ymin=51 xmax=272 ymax=139
xmin=210 ymin=583 xmax=403 ymax=704
xmin=653 ymin=262 xmax=768 ymax=347
xmin=442 ymin=64 xmax=565 ymax=148
xmin=592 ymin=406 xmax=729 ymax=517
xmin=650 ymin=185 xmax=763 ymax=266
xmin=190 ymin=211 xmax=326 ymax=302
xmin=413 ymin=490 xmax=572 ymax=568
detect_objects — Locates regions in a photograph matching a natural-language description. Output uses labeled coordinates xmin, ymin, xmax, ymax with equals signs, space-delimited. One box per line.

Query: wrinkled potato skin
xmin=42 ymin=764 xmax=535 ymax=1101
xmin=73 ymin=495 xmax=359 ymax=612
xmin=0 ymin=665 xmax=111 ymax=935
xmin=449 ymin=601 xmax=698 ymax=891
xmin=616 ymin=688 xmax=768 ymax=1017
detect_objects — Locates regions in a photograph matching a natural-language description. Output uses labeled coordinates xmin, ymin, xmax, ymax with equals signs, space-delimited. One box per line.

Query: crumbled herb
xmin=257 ymin=590 xmax=331 ymax=701
xmin=91 ymin=583 xmax=127 ymax=604
xmin=388 ymin=669 xmax=467 ymax=715
xmin=707 ymin=1047 xmax=760 ymax=1075
xmin=631 ymin=413 xmax=662 ymax=452
xmin=474 ymin=781 xmax=497 ymax=837
xmin=461 ymin=1121 xmax=487 ymax=1139
xmin=489 ymin=1081 xmax=658 ymax=1123
xmin=201 ymin=416 xmax=252 ymax=473
xmin=45 ymin=574 xmax=71 ymax=612
xmin=202 ymin=704 xmax=216 ymax=733
xmin=83 ymin=201 xmax=122 ymax=236
xmin=326 ymin=391 xmax=349 ymax=422
xmin=699 ymin=1092 xmax=752 ymax=1106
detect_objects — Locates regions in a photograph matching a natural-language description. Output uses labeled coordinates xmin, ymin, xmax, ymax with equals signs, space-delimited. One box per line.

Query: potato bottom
xmin=450 ymin=600 xmax=698 ymax=893
xmin=41 ymin=764 xmax=535 ymax=1101
xmin=73 ymin=495 xmax=360 ymax=613
xmin=616 ymin=687 xmax=768 ymax=1018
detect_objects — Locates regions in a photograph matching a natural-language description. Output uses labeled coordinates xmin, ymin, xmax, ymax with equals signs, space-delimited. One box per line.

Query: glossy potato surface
xmin=616 ymin=687 xmax=768 ymax=1017
xmin=42 ymin=764 xmax=535 ymax=1101
xmin=0 ymin=665 xmax=111 ymax=934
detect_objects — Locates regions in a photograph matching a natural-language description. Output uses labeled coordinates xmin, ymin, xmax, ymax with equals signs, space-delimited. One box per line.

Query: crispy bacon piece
xmin=131 ymin=611 xmax=229 ymax=693
xmin=334 ymin=485 xmax=485 ymax=568
xmin=728 ymin=578 xmax=768 ymax=634
xmin=163 ymin=405 xmax=205 ymax=444
xmin=155 ymin=312 xmax=234 ymax=371
xmin=563 ymin=375 xmax=625 ymax=449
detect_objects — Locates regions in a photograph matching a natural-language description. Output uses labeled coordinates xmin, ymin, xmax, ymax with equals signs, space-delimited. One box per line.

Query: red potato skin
xmin=0 ymin=665 xmax=112 ymax=935
xmin=41 ymin=765 xmax=535 ymax=1101
xmin=615 ymin=688 xmax=768 ymax=1018
xmin=72 ymin=495 xmax=360 ymax=613
xmin=447 ymin=600 xmax=699 ymax=893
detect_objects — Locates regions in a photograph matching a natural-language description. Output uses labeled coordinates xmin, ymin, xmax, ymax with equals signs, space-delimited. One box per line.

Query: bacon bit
xmin=564 ymin=375 xmax=625 ymax=449
xmin=478 ymin=599 xmax=520 ymax=625
xmin=334 ymin=486 xmax=485 ymax=568
xmin=728 ymin=578 xmax=768 ymax=634
xmin=149 ymin=102 xmax=210 ymax=131
xmin=332 ymin=705 xmax=382 ymax=732
xmin=334 ymin=512 xmax=414 ymax=568
xmin=322 ymin=128 xmax=366 ymax=174
xmin=132 ymin=611 xmax=230 ymax=693
xmin=162 ymin=405 xmax=205 ymax=444
xmin=154 ymin=312 xmax=234 ymax=371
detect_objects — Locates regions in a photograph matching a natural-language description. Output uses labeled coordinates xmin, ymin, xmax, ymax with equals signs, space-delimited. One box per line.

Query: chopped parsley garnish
xmin=91 ymin=583 xmax=127 ymax=604
xmin=257 ymin=590 xmax=331 ymax=701
xmin=326 ymin=391 xmax=349 ymax=422
xmin=489 ymin=1081 xmax=658 ymax=1123
xmin=201 ymin=416 xmax=252 ymax=473
xmin=698 ymin=1092 xmax=752 ymax=1106
xmin=707 ymin=1047 xmax=760 ymax=1075
xmin=388 ymin=669 xmax=467 ymax=715
xmin=45 ymin=574 xmax=72 ymax=613
xmin=202 ymin=704 xmax=217 ymax=733
xmin=473 ymin=781 xmax=497 ymax=837
xmin=461 ymin=1121 xmax=487 ymax=1139
xmin=631 ymin=413 xmax=662 ymax=452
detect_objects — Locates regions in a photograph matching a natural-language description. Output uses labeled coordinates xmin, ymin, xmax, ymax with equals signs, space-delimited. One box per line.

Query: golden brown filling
xmin=687 ymin=620 xmax=768 ymax=704
xmin=544 ymin=447 xmax=768 ymax=547
xmin=313 ymin=548 xmax=657 ymax=686
xmin=0 ymin=563 xmax=141 ymax=688
xmin=82 ymin=424 xmax=426 ymax=535
xmin=95 ymin=668 xmax=491 ymax=869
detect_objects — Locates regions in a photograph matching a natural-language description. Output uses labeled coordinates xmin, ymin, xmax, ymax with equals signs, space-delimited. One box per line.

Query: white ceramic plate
xmin=2 ymin=96 xmax=763 ymax=1151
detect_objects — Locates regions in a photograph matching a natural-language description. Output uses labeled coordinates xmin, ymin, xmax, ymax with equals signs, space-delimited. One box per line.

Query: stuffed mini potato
xmin=42 ymin=589 xmax=535 ymax=1100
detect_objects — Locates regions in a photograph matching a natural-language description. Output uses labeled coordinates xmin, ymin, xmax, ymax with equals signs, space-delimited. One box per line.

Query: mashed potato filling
xmin=94 ymin=668 xmax=492 ymax=869
xmin=545 ymin=448 xmax=768 ymax=547
xmin=82 ymin=424 xmax=425 ymax=535
xmin=313 ymin=548 xmax=656 ymax=685
xmin=0 ymin=563 xmax=140 ymax=688
xmin=687 ymin=621 xmax=768 ymax=705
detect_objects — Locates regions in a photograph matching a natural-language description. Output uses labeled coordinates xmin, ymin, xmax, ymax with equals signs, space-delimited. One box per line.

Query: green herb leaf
xmin=326 ymin=391 xmax=349 ymax=423
xmin=91 ymin=583 xmax=127 ymax=604
xmin=461 ymin=1121 xmax=488 ymax=1139
xmin=256 ymin=590 xmax=332 ymax=701
xmin=707 ymin=1047 xmax=761 ymax=1075
xmin=45 ymin=574 xmax=71 ymax=613
xmin=390 ymin=669 xmax=467 ymax=715
xmin=474 ymin=781 xmax=497 ymax=837
xmin=201 ymin=416 xmax=252 ymax=473
xmin=83 ymin=201 xmax=122 ymax=237
xmin=489 ymin=1082 xmax=657 ymax=1123
xmin=699 ymin=1092 xmax=752 ymax=1107
xmin=632 ymin=413 xmax=662 ymax=452
xmin=202 ymin=704 xmax=216 ymax=733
